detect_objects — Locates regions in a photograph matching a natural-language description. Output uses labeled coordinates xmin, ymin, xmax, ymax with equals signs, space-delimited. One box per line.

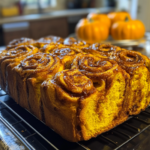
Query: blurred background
xmin=0 ymin=0 xmax=148 ymax=46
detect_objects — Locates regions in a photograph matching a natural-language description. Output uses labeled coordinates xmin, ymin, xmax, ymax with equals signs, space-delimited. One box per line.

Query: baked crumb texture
xmin=0 ymin=36 xmax=150 ymax=142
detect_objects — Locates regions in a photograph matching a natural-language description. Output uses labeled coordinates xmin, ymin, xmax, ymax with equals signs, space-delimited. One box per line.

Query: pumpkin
xmin=108 ymin=12 xmax=131 ymax=25
xmin=111 ymin=18 xmax=145 ymax=40
xmin=87 ymin=13 xmax=111 ymax=28
xmin=75 ymin=18 xmax=109 ymax=43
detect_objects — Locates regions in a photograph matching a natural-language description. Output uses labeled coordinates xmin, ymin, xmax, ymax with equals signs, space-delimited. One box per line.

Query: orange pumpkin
xmin=87 ymin=13 xmax=111 ymax=28
xmin=111 ymin=18 xmax=145 ymax=40
xmin=108 ymin=12 xmax=131 ymax=25
xmin=75 ymin=18 xmax=109 ymax=43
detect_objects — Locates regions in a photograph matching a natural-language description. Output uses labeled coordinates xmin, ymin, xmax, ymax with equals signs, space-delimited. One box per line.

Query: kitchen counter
xmin=0 ymin=7 xmax=115 ymax=45
xmin=0 ymin=7 xmax=114 ymax=25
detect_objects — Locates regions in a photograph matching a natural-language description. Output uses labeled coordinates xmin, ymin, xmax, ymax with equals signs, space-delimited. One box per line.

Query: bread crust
xmin=0 ymin=36 xmax=150 ymax=142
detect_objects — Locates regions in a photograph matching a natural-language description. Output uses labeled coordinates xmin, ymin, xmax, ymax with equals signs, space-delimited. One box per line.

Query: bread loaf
xmin=82 ymin=43 xmax=150 ymax=115
xmin=0 ymin=36 xmax=150 ymax=142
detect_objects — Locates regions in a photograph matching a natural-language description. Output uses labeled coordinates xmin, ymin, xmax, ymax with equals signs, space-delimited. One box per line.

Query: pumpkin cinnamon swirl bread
xmin=13 ymin=53 xmax=64 ymax=119
xmin=32 ymin=36 xmax=64 ymax=49
xmin=41 ymin=54 xmax=130 ymax=141
xmin=0 ymin=45 xmax=38 ymax=94
xmin=1 ymin=36 xmax=150 ymax=142
xmin=113 ymin=50 xmax=150 ymax=115
xmin=83 ymin=43 xmax=150 ymax=115
xmin=41 ymin=43 xmax=83 ymax=69
xmin=6 ymin=37 xmax=35 ymax=50
xmin=63 ymin=37 xmax=90 ymax=53
xmin=82 ymin=43 xmax=123 ymax=58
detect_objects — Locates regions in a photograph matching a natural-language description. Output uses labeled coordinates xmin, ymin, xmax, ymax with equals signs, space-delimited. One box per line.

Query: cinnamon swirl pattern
xmin=0 ymin=35 xmax=150 ymax=142
xmin=113 ymin=50 xmax=150 ymax=115
xmin=6 ymin=38 xmax=35 ymax=50
xmin=71 ymin=54 xmax=130 ymax=134
xmin=82 ymin=43 xmax=123 ymax=59
xmin=114 ymin=50 xmax=150 ymax=73
xmin=38 ymin=35 xmax=64 ymax=44
xmin=53 ymin=47 xmax=83 ymax=69
xmin=42 ymin=45 xmax=83 ymax=69
xmin=14 ymin=53 xmax=63 ymax=119
xmin=64 ymin=37 xmax=90 ymax=50
xmin=33 ymin=36 xmax=64 ymax=49
xmin=41 ymin=69 xmax=99 ymax=141
xmin=63 ymin=37 xmax=78 ymax=45
xmin=0 ymin=45 xmax=38 ymax=93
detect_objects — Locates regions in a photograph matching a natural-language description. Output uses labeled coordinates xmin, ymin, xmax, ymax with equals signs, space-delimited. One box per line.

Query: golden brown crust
xmin=41 ymin=64 xmax=129 ymax=141
xmin=14 ymin=53 xmax=64 ymax=119
xmin=38 ymin=35 xmax=64 ymax=44
xmin=41 ymin=53 xmax=130 ymax=141
xmin=82 ymin=45 xmax=150 ymax=116
xmin=41 ymin=69 xmax=97 ymax=141
xmin=71 ymin=53 xmax=122 ymax=82
xmin=63 ymin=37 xmax=78 ymax=45
xmin=32 ymin=36 xmax=64 ymax=49
xmin=1 ymin=36 xmax=150 ymax=142
xmin=113 ymin=50 xmax=150 ymax=115
xmin=6 ymin=38 xmax=35 ymax=50
xmin=114 ymin=50 xmax=150 ymax=74
xmin=42 ymin=44 xmax=83 ymax=69
xmin=0 ymin=45 xmax=38 ymax=93
xmin=64 ymin=37 xmax=90 ymax=50
xmin=82 ymin=43 xmax=123 ymax=58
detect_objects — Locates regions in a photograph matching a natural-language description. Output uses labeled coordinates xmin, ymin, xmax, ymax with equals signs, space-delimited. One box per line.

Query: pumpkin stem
xmin=89 ymin=18 xmax=94 ymax=22
xmin=96 ymin=9 xmax=100 ymax=14
xmin=125 ymin=16 xmax=129 ymax=22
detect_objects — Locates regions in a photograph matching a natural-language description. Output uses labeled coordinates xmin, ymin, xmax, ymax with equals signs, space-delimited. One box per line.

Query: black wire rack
xmin=1 ymin=89 xmax=150 ymax=150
